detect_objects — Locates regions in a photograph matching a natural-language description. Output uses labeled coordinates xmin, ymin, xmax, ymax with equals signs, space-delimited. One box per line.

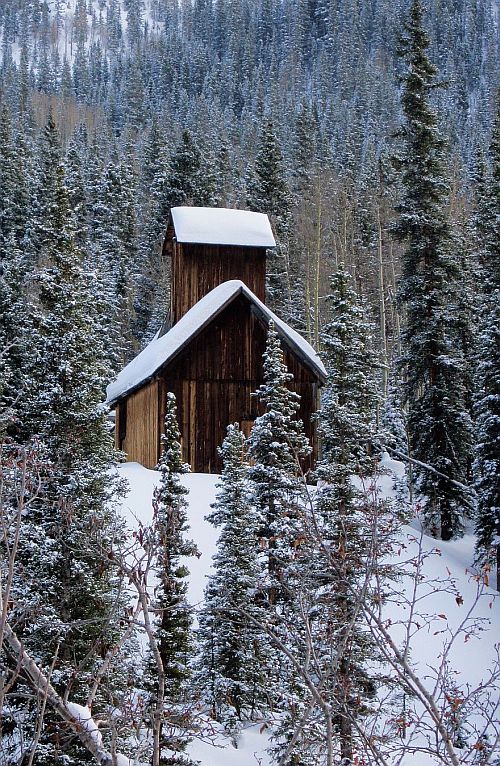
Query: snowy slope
xmin=5 ymin=1 xmax=165 ymax=65
xmin=117 ymin=460 xmax=500 ymax=766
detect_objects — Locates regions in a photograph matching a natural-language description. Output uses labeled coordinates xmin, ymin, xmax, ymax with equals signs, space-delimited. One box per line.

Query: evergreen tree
xmin=246 ymin=120 xmax=292 ymax=236
xmin=7 ymin=114 xmax=127 ymax=765
xmin=141 ymin=118 xmax=168 ymax=189
xmin=106 ymin=0 xmax=123 ymax=53
xmin=0 ymin=235 xmax=27 ymax=430
xmin=60 ymin=55 xmax=73 ymax=99
xmin=291 ymin=101 xmax=319 ymax=196
xmin=135 ymin=124 xmax=171 ymax=342
xmin=0 ymin=107 xmax=31 ymax=423
xmin=319 ymin=267 xmax=381 ymax=474
xmin=64 ymin=126 xmax=89 ymax=246
xmin=247 ymin=320 xmax=311 ymax=601
xmin=163 ymin=129 xmax=219 ymax=210
xmin=247 ymin=324 xmax=313 ymax=763
xmin=196 ymin=424 xmax=269 ymax=735
xmin=308 ymin=268 xmax=388 ymax=763
xmin=0 ymin=105 xmax=30 ymax=250
xmin=381 ymin=376 xmax=409 ymax=459
xmin=73 ymin=37 xmax=90 ymax=102
xmin=473 ymin=102 xmax=500 ymax=575
xmin=125 ymin=0 xmax=145 ymax=48
xmin=394 ymin=0 xmax=473 ymax=540
xmin=152 ymin=392 xmax=198 ymax=765
xmin=246 ymin=120 xmax=293 ymax=313
xmin=125 ymin=57 xmax=146 ymax=128
xmin=88 ymin=151 xmax=139 ymax=367
xmin=17 ymin=41 xmax=31 ymax=115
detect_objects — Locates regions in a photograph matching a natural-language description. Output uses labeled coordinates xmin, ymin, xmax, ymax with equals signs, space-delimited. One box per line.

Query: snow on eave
xmin=170 ymin=206 xmax=276 ymax=248
xmin=106 ymin=280 xmax=326 ymax=406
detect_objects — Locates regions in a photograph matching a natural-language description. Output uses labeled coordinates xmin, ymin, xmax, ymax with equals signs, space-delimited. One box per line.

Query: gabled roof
xmin=106 ymin=280 xmax=326 ymax=405
xmin=170 ymin=206 xmax=276 ymax=248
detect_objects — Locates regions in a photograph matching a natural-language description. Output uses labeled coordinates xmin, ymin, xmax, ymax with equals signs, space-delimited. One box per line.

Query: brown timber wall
xmin=158 ymin=296 xmax=319 ymax=473
xmin=119 ymin=378 xmax=160 ymax=468
xmin=171 ymin=242 xmax=267 ymax=323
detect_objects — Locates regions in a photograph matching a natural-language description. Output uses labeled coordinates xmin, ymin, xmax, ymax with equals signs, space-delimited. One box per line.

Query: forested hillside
xmin=0 ymin=0 xmax=498 ymax=356
xmin=0 ymin=1 xmax=499 ymax=765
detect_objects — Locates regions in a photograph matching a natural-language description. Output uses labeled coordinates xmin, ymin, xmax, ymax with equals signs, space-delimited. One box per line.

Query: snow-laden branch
xmin=2 ymin=621 xmax=136 ymax=766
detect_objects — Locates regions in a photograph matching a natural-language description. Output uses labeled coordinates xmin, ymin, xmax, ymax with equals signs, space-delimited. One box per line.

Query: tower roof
xmin=170 ymin=206 xmax=276 ymax=248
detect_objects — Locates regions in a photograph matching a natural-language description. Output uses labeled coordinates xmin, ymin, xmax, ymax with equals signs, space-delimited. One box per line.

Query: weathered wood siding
xmin=158 ymin=296 xmax=319 ymax=473
xmin=118 ymin=378 xmax=160 ymax=469
xmin=171 ymin=242 xmax=266 ymax=323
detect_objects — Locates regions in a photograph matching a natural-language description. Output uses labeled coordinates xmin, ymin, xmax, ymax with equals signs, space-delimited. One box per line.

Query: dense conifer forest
xmin=0 ymin=1 xmax=499 ymax=765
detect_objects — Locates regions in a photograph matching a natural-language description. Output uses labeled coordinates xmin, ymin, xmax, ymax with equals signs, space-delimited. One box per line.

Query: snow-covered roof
xmin=106 ymin=280 xmax=326 ymax=405
xmin=170 ymin=207 xmax=276 ymax=248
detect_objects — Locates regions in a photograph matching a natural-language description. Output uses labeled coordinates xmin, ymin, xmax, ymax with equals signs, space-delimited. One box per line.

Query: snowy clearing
xmin=117 ymin=459 xmax=500 ymax=766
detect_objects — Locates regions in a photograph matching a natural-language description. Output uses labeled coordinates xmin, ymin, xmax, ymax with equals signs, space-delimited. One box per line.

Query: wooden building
xmin=165 ymin=206 xmax=272 ymax=322
xmin=107 ymin=208 xmax=326 ymax=473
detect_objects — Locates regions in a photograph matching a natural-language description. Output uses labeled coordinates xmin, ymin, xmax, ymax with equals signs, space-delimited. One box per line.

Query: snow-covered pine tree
xmin=394 ymin=0 xmax=473 ymax=540
xmin=246 ymin=120 xmax=294 ymax=316
xmin=0 ymin=109 xmax=32 ymax=424
xmin=310 ymin=267 xmax=385 ymax=763
xmin=125 ymin=0 xmax=145 ymax=48
xmin=380 ymin=377 xmax=409 ymax=459
xmin=196 ymin=424 xmax=269 ymax=735
xmin=8 ymin=114 xmax=127 ymax=765
xmin=291 ymin=100 xmax=319 ymax=196
xmin=0 ymin=235 xmax=28 ymax=431
xmin=319 ymin=267 xmax=381 ymax=474
xmin=246 ymin=120 xmax=292 ymax=237
xmin=0 ymin=105 xmax=30 ymax=252
xmin=151 ymin=392 xmax=198 ymax=765
xmin=141 ymin=118 xmax=168 ymax=190
xmin=247 ymin=320 xmax=311 ymax=602
xmin=163 ymin=129 xmax=219 ymax=210
xmin=245 ymin=322 xmax=316 ymax=763
xmin=88 ymin=151 xmax=139 ymax=369
xmin=473 ymin=102 xmax=500 ymax=580
xmin=135 ymin=126 xmax=172 ymax=343
xmin=64 ymin=125 xmax=89 ymax=247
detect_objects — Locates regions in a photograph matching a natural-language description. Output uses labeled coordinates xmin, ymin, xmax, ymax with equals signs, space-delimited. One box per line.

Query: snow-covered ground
xmin=118 ymin=463 xmax=271 ymax=765
xmin=117 ymin=459 xmax=500 ymax=766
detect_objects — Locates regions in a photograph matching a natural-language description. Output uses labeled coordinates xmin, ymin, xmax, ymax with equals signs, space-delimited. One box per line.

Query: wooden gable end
xmin=157 ymin=294 xmax=319 ymax=473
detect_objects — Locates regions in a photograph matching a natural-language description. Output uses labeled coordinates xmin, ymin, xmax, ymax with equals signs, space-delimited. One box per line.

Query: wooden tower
xmin=107 ymin=207 xmax=326 ymax=473
xmin=165 ymin=206 xmax=273 ymax=323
